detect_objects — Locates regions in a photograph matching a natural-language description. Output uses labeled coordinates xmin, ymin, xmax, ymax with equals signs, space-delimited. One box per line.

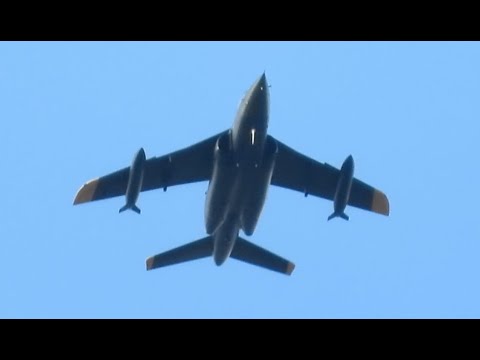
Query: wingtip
xmin=371 ymin=189 xmax=390 ymax=216
xmin=286 ymin=262 xmax=295 ymax=275
xmin=146 ymin=256 xmax=155 ymax=271
xmin=73 ymin=178 xmax=99 ymax=205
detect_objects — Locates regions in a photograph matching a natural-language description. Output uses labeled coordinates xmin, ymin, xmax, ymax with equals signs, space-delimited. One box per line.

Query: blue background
xmin=1 ymin=42 xmax=479 ymax=318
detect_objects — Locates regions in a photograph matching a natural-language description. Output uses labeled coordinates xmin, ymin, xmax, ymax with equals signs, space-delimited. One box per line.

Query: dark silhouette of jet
xmin=74 ymin=73 xmax=389 ymax=275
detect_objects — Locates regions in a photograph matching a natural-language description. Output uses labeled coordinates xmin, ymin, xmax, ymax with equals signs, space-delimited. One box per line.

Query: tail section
xmin=119 ymin=204 xmax=141 ymax=214
xmin=327 ymin=212 xmax=349 ymax=221
xmin=230 ymin=237 xmax=295 ymax=275
xmin=145 ymin=235 xmax=294 ymax=275
xmin=146 ymin=236 xmax=213 ymax=271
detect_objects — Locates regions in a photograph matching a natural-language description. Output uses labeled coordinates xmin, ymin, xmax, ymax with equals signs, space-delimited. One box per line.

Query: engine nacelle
xmin=241 ymin=135 xmax=278 ymax=235
xmin=328 ymin=155 xmax=354 ymax=221
xmin=205 ymin=132 xmax=237 ymax=234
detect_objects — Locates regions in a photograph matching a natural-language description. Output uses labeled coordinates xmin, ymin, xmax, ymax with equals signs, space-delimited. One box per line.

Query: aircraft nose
xmin=344 ymin=155 xmax=354 ymax=168
xmin=257 ymin=72 xmax=267 ymax=92
xmin=249 ymin=72 xmax=268 ymax=108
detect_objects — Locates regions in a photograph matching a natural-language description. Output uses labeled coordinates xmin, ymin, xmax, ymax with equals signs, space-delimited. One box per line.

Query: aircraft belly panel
xmin=241 ymin=136 xmax=278 ymax=236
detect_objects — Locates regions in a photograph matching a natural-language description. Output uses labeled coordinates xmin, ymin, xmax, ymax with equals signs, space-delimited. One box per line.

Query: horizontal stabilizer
xmin=230 ymin=237 xmax=295 ymax=275
xmin=146 ymin=236 xmax=213 ymax=271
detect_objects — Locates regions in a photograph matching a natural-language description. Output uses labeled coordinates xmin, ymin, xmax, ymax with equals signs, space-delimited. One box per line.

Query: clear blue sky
xmin=1 ymin=41 xmax=479 ymax=318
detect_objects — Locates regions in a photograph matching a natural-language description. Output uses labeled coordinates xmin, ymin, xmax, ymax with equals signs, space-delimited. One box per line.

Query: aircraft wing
xmin=74 ymin=131 xmax=227 ymax=205
xmin=270 ymin=138 xmax=389 ymax=216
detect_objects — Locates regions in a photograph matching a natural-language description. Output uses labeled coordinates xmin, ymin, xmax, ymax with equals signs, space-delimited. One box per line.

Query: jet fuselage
xmin=73 ymin=72 xmax=390 ymax=275
xmin=204 ymin=73 xmax=275 ymax=265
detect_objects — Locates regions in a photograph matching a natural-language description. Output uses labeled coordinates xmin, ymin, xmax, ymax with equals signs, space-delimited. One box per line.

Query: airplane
xmin=73 ymin=73 xmax=389 ymax=276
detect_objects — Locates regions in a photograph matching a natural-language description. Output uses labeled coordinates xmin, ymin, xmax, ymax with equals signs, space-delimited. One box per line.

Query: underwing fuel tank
xmin=328 ymin=155 xmax=354 ymax=221
xmin=119 ymin=148 xmax=146 ymax=214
